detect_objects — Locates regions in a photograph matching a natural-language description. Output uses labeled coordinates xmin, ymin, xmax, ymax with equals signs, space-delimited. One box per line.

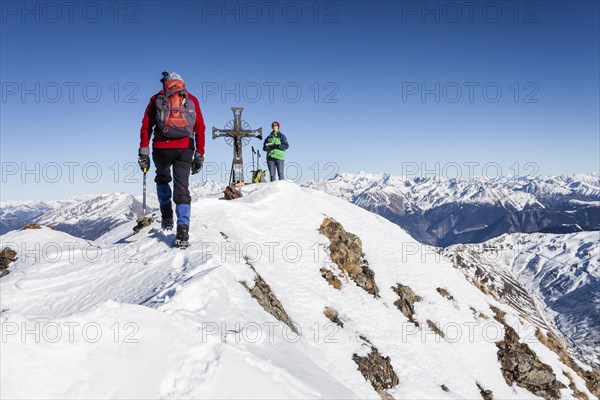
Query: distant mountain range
xmin=0 ymin=180 xmax=224 ymax=240
xmin=2 ymin=173 xmax=598 ymax=245
xmin=303 ymin=172 xmax=600 ymax=246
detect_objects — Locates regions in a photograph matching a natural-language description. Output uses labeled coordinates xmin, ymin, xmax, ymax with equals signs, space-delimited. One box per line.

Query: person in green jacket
xmin=263 ymin=121 xmax=289 ymax=181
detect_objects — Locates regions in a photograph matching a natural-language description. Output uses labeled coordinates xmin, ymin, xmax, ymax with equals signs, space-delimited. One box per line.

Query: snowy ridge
xmin=1 ymin=182 xmax=596 ymax=399
xmin=446 ymin=231 xmax=600 ymax=367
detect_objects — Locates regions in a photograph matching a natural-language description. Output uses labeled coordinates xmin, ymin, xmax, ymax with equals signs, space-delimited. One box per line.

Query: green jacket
xmin=263 ymin=131 xmax=289 ymax=160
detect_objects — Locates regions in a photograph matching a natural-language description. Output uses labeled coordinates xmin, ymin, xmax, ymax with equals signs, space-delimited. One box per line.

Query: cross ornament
xmin=212 ymin=107 xmax=262 ymax=185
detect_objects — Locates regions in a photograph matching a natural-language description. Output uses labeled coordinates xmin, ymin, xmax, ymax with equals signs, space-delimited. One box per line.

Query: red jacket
xmin=139 ymin=91 xmax=206 ymax=155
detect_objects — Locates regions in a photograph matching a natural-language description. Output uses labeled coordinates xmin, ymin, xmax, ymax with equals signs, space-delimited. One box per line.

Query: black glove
xmin=138 ymin=148 xmax=150 ymax=171
xmin=192 ymin=152 xmax=204 ymax=175
xmin=267 ymin=143 xmax=279 ymax=150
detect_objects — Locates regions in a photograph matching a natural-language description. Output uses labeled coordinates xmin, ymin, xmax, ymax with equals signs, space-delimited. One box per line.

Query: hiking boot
xmin=160 ymin=205 xmax=174 ymax=231
xmin=173 ymin=224 xmax=189 ymax=249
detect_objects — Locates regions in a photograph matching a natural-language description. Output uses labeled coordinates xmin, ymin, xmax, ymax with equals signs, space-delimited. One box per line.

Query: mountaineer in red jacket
xmin=137 ymin=71 xmax=205 ymax=248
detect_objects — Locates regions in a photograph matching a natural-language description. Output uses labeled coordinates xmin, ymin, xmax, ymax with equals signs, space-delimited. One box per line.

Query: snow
xmin=447 ymin=231 xmax=600 ymax=365
xmin=455 ymin=231 xmax=600 ymax=367
xmin=0 ymin=180 xmax=227 ymax=239
xmin=304 ymin=172 xmax=600 ymax=211
xmin=0 ymin=181 xmax=596 ymax=399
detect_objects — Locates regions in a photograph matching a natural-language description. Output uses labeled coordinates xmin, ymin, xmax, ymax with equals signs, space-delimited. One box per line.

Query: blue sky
xmin=1 ymin=0 xmax=599 ymax=200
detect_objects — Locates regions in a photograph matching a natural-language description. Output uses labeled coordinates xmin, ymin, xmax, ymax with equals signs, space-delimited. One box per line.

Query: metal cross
xmin=212 ymin=107 xmax=262 ymax=185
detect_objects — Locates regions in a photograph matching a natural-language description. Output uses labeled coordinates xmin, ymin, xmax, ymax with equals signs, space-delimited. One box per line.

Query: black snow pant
xmin=152 ymin=148 xmax=193 ymax=205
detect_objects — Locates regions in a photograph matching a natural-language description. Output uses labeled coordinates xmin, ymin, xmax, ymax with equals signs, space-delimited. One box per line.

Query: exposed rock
xmin=148 ymin=227 xmax=158 ymax=234
xmin=241 ymin=262 xmax=298 ymax=334
xmin=491 ymin=306 xmax=566 ymax=398
xmin=536 ymin=328 xmax=600 ymax=398
xmin=0 ymin=247 xmax=18 ymax=278
xmin=324 ymin=306 xmax=343 ymax=327
xmin=391 ymin=284 xmax=421 ymax=326
xmin=377 ymin=390 xmax=395 ymax=400
xmin=470 ymin=306 xmax=489 ymax=320
xmin=563 ymin=371 xmax=589 ymax=400
xmin=320 ymin=267 xmax=342 ymax=289
xmin=578 ymin=367 xmax=600 ymax=398
xmin=319 ymin=218 xmax=379 ymax=297
xmin=471 ymin=276 xmax=492 ymax=296
xmin=21 ymin=222 xmax=42 ymax=230
xmin=427 ymin=320 xmax=445 ymax=338
xmin=476 ymin=382 xmax=494 ymax=400
xmin=436 ymin=287 xmax=454 ymax=300
xmin=132 ymin=216 xmax=154 ymax=234
xmin=359 ymin=334 xmax=372 ymax=344
xmin=1 ymin=247 xmax=17 ymax=267
xmin=353 ymin=340 xmax=399 ymax=400
xmin=224 ymin=184 xmax=243 ymax=200
xmin=441 ymin=384 xmax=450 ymax=392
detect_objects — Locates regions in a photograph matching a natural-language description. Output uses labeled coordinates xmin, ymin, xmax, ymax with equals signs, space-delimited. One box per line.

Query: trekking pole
xmin=142 ymin=168 xmax=147 ymax=215
xmin=250 ymin=147 xmax=256 ymax=184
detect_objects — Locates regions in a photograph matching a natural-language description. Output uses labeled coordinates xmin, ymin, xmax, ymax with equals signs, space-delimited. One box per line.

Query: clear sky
xmin=1 ymin=0 xmax=599 ymax=200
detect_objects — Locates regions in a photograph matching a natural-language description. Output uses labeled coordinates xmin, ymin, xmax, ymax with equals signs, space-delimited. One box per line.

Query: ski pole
xmin=142 ymin=168 xmax=147 ymax=215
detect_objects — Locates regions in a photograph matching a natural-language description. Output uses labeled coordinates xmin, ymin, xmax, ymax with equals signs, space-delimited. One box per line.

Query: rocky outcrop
xmin=436 ymin=287 xmax=454 ymax=300
xmin=426 ymin=320 xmax=445 ymax=338
xmin=323 ymin=306 xmax=343 ymax=327
xmin=353 ymin=337 xmax=399 ymax=400
xmin=562 ymin=371 xmax=588 ymax=400
xmin=476 ymin=382 xmax=494 ymax=400
xmin=320 ymin=267 xmax=342 ymax=289
xmin=21 ymin=222 xmax=43 ymax=230
xmin=491 ymin=306 xmax=565 ymax=398
xmin=132 ymin=216 xmax=154 ymax=234
xmin=319 ymin=218 xmax=379 ymax=297
xmin=241 ymin=263 xmax=298 ymax=334
xmin=470 ymin=307 xmax=489 ymax=320
xmin=391 ymin=284 xmax=421 ymax=326
xmin=0 ymin=247 xmax=17 ymax=278
xmin=536 ymin=328 xmax=600 ymax=398
xmin=224 ymin=184 xmax=243 ymax=200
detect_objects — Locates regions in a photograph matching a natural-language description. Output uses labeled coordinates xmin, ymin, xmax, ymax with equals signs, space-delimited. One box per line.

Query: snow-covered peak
xmin=305 ymin=172 xmax=600 ymax=211
xmin=32 ymin=192 xmax=146 ymax=240
xmin=303 ymin=172 xmax=600 ymax=246
xmin=1 ymin=181 xmax=596 ymax=399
